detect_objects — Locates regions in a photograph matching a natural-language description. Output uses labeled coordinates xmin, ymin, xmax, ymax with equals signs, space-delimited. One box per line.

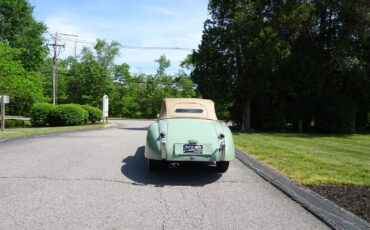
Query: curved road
xmin=0 ymin=120 xmax=328 ymax=229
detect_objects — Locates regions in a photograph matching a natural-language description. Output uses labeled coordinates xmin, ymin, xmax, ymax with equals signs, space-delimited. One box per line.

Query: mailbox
xmin=0 ymin=95 xmax=9 ymax=104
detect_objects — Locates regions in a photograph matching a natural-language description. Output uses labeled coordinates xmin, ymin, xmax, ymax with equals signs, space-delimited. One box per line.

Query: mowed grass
xmin=0 ymin=123 xmax=107 ymax=139
xmin=234 ymin=132 xmax=370 ymax=186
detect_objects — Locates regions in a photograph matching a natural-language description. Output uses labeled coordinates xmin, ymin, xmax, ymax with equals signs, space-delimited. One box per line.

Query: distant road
xmin=0 ymin=120 xmax=328 ymax=229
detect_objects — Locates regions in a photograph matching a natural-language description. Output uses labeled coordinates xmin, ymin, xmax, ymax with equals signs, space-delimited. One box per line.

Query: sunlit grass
xmin=0 ymin=123 xmax=107 ymax=139
xmin=234 ymin=132 xmax=370 ymax=185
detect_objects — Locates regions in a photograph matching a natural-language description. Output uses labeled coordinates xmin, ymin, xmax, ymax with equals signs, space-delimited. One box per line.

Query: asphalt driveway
xmin=0 ymin=120 xmax=328 ymax=229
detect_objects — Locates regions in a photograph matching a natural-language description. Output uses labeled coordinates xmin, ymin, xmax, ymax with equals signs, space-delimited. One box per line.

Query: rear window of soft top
xmin=175 ymin=109 xmax=204 ymax=113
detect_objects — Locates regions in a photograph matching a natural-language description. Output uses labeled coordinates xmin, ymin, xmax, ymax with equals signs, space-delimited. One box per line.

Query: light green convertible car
xmin=145 ymin=98 xmax=235 ymax=172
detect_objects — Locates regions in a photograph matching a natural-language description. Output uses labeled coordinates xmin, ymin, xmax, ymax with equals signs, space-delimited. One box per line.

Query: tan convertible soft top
xmin=159 ymin=98 xmax=218 ymax=120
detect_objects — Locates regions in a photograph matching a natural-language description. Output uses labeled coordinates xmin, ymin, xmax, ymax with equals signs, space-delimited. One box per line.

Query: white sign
xmin=103 ymin=95 xmax=109 ymax=118
xmin=0 ymin=95 xmax=9 ymax=104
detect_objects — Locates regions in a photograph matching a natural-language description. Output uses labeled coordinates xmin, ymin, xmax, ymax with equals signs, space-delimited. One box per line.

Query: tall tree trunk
xmin=241 ymin=99 xmax=251 ymax=131
xmin=279 ymin=96 xmax=286 ymax=132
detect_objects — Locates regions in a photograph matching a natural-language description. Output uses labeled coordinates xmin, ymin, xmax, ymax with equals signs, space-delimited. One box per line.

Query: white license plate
xmin=183 ymin=144 xmax=203 ymax=154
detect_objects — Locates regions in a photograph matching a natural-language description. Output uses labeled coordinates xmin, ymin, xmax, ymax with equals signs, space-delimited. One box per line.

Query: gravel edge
xmin=236 ymin=149 xmax=370 ymax=230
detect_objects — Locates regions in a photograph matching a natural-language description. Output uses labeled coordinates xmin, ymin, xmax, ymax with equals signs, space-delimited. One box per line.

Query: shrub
xmin=24 ymin=120 xmax=31 ymax=127
xmin=49 ymin=104 xmax=86 ymax=126
xmin=82 ymin=108 xmax=89 ymax=124
xmin=5 ymin=119 xmax=16 ymax=128
xmin=29 ymin=103 xmax=54 ymax=127
xmin=15 ymin=120 xmax=24 ymax=127
xmin=82 ymin=105 xmax=102 ymax=123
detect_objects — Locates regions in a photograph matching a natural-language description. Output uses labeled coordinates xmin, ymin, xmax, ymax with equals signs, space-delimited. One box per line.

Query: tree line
xmin=191 ymin=0 xmax=370 ymax=133
xmin=0 ymin=0 xmax=196 ymax=119
xmin=1 ymin=0 xmax=369 ymax=133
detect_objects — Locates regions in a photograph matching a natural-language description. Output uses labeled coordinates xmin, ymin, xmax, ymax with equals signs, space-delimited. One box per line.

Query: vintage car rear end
xmin=145 ymin=98 xmax=235 ymax=172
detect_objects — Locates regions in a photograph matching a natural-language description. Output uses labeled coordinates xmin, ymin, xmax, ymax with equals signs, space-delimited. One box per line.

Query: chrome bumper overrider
xmin=160 ymin=138 xmax=166 ymax=160
xmin=220 ymin=140 xmax=226 ymax=161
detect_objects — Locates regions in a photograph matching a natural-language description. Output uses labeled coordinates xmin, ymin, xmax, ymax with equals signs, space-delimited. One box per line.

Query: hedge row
xmin=30 ymin=103 xmax=102 ymax=127
xmin=4 ymin=119 xmax=31 ymax=128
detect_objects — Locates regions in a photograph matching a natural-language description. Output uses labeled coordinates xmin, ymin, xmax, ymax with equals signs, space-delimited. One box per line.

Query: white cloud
xmin=45 ymin=15 xmax=98 ymax=59
xmin=45 ymin=15 xmax=97 ymax=40
xmin=40 ymin=1 xmax=208 ymax=74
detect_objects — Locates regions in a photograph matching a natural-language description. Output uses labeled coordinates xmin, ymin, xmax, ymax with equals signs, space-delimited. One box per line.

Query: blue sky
xmin=28 ymin=0 xmax=209 ymax=75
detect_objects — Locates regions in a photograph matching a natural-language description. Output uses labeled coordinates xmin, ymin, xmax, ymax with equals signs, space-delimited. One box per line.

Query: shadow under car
xmin=121 ymin=146 xmax=223 ymax=187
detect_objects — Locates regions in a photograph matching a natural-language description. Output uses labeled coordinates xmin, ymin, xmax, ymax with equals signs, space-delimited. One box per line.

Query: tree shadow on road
xmin=121 ymin=146 xmax=222 ymax=187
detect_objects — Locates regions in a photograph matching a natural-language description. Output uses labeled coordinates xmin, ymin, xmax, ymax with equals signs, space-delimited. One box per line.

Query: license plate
xmin=183 ymin=144 xmax=203 ymax=154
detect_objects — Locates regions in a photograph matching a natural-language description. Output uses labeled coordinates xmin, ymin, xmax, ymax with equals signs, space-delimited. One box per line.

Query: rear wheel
xmin=148 ymin=159 xmax=161 ymax=171
xmin=216 ymin=161 xmax=229 ymax=173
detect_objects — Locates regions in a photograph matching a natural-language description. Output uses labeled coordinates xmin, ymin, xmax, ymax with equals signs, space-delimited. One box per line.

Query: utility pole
xmin=48 ymin=32 xmax=64 ymax=105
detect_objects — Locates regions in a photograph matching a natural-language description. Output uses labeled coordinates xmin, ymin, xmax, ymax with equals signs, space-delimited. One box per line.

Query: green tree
xmin=192 ymin=0 xmax=370 ymax=133
xmin=0 ymin=41 xmax=44 ymax=115
xmin=0 ymin=0 xmax=47 ymax=70
xmin=65 ymin=40 xmax=119 ymax=106
xmin=155 ymin=54 xmax=171 ymax=77
xmin=110 ymin=63 xmax=142 ymax=117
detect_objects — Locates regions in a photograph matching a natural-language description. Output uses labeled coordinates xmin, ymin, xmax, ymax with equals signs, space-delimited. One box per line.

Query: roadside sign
xmin=102 ymin=95 xmax=109 ymax=122
xmin=0 ymin=95 xmax=9 ymax=104
xmin=1 ymin=95 xmax=9 ymax=131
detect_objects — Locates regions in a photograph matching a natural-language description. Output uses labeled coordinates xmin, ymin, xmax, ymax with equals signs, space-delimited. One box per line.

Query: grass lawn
xmin=0 ymin=123 xmax=108 ymax=140
xmin=234 ymin=132 xmax=370 ymax=186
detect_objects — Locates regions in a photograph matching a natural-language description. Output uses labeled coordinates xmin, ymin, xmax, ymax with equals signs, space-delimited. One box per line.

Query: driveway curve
xmin=0 ymin=120 xmax=328 ymax=229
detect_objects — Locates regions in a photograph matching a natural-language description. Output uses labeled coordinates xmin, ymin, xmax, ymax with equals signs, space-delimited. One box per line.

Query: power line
xmin=57 ymin=36 xmax=194 ymax=51
xmin=131 ymin=66 xmax=182 ymax=70
xmin=121 ymin=45 xmax=193 ymax=51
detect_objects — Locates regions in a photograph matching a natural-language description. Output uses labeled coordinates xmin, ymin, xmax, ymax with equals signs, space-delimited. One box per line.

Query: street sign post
xmin=102 ymin=95 xmax=109 ymax=123
xmin=0 ymin=95 xmax=10 ymax=131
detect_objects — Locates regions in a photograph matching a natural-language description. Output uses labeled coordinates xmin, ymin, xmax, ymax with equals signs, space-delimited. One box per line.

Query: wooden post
xmin=1 ymin=96 xmax=5 ymax=131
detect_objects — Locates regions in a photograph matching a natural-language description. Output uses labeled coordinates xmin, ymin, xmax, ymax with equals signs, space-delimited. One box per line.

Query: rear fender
xmin=145 ymin=120 xmax=167 ymax=160
xmin=220 ymin=123 xmax=235 ymax=161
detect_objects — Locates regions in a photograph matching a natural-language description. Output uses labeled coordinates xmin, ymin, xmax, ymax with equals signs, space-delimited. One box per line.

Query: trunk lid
xmin=164 ymin=118 xmax=222 ymax=157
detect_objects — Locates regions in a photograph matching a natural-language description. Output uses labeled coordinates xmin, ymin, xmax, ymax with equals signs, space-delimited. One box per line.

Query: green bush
xmin=23 ymin=120 xmax=31 ymax=127
xmin=82 ymin=108 xmax=89 ymax=124
xmin=315 ymin=97 xmax=356 ymax=133
xmin=29 ymin=103 xmax=55 ymax=127
xmin=15 ymin=120 xmax=24 ymax=127
xmin=82 ymin=105 xmax=102 ymax=123
xmin=5 ymin=119 xmax=16 ymax=128
xmin=49 ymin=104 xmax=86 ymax=126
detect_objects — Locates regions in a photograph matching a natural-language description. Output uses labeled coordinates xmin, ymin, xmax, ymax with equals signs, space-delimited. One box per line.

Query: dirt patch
xmin=308 ymin=185 xmax=370 ymax=222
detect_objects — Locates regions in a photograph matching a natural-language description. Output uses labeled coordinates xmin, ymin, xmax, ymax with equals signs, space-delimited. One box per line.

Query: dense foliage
xmin=29 ymin=103 xmax=54 ymax=127
xmin=0 ymin=0 xmax=47 ymax=70
xmin=192 ymin=0 xmax=370 ymax=133
xmin=0 ymin=41 xmax=45 ymax=115
xmin=81 ymin=105 xmax=103 ymax=123
xmin=49 ymin=104 xmax=87 ymax=126
xmin=30 ymin=103 xmax=103 ymax=127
